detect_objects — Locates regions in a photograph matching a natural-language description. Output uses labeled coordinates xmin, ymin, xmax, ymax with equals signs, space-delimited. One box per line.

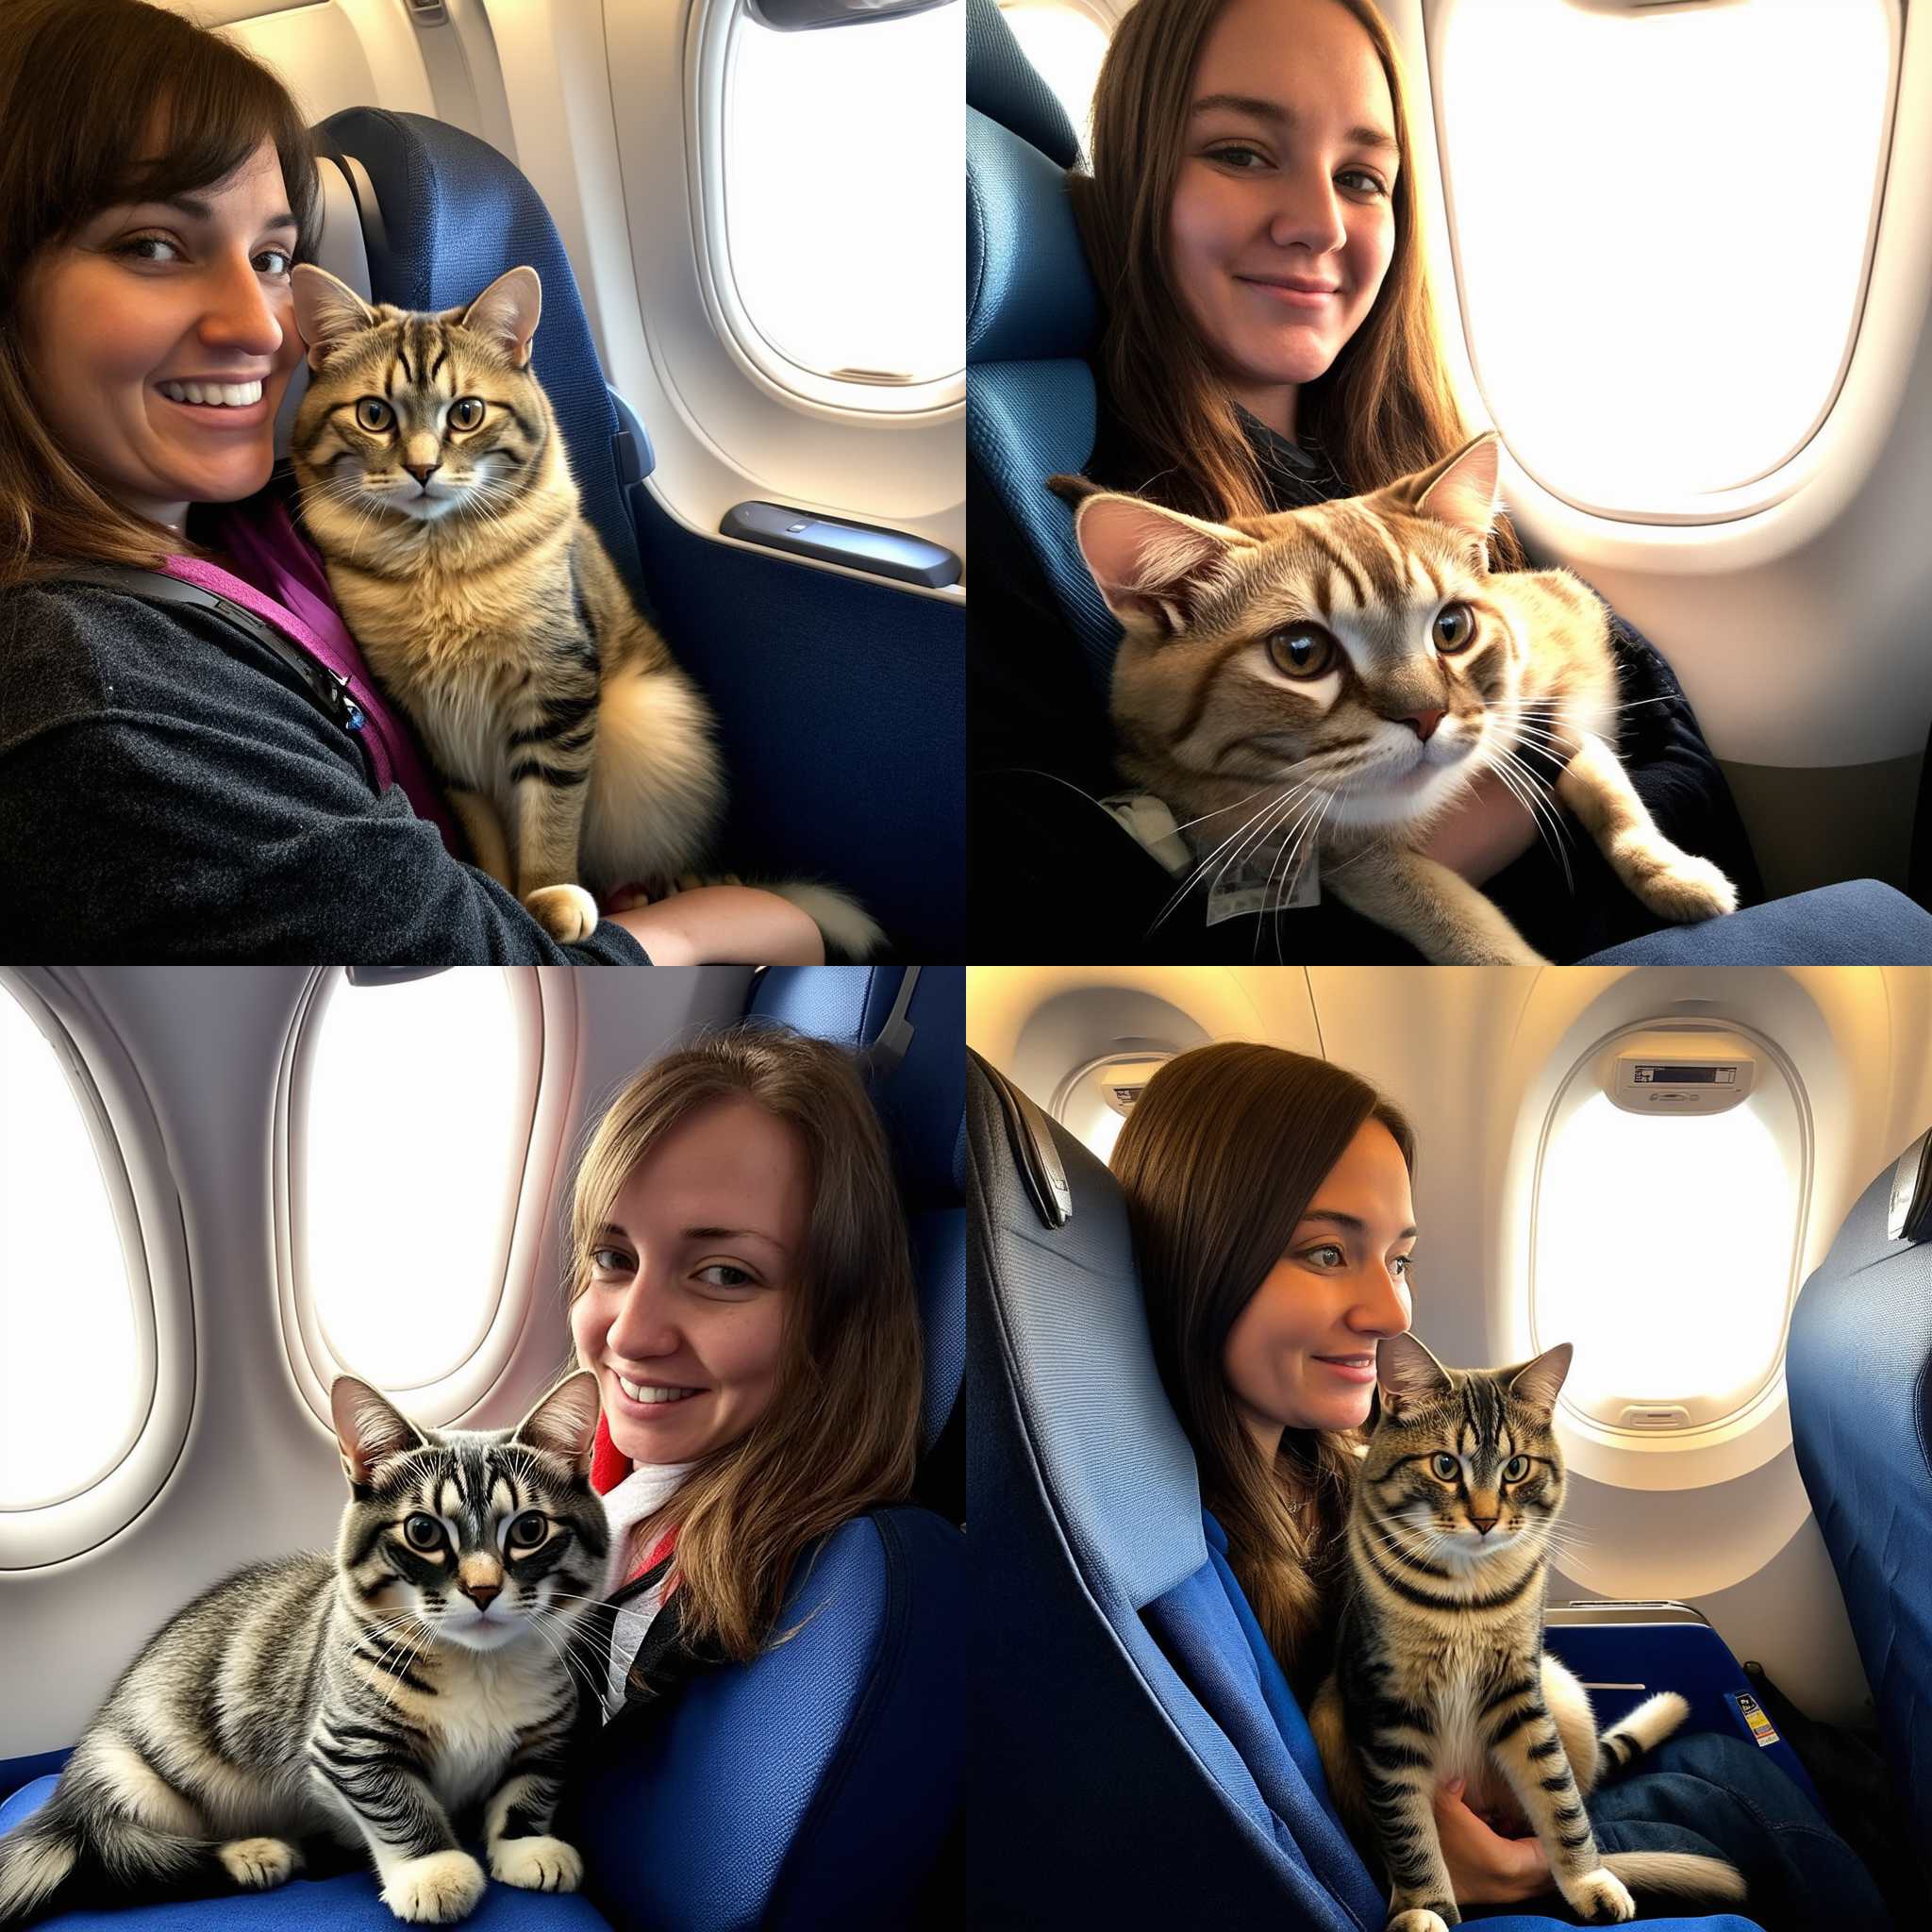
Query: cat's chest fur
xmin=401 ymin=1643 xmax=569 ymax=1815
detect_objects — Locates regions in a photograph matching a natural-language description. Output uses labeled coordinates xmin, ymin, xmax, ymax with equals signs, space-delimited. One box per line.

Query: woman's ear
xmin=1375 ymin=1331 xmax=1455 ymax=1421
xmin=330 ymin=1375 xmax=425 ymax=1491
xmin=290 ymin=264 xmax=377 ymax=372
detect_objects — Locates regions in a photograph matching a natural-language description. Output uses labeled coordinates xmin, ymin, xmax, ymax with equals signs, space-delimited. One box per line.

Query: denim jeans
xmin=1478 ymin=1730 xmax=1894 ymax=1932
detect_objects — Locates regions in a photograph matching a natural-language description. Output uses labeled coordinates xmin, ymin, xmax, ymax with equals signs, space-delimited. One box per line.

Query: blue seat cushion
xmin=0 ymin=1776 xmax=611 ymax=1929
xmin=1581 ymin=880 xmax=1932 ymax=963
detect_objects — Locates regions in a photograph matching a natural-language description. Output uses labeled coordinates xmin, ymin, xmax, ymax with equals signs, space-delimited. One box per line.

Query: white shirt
xmin=598 ymin=1459 xmax=692 ymax=1721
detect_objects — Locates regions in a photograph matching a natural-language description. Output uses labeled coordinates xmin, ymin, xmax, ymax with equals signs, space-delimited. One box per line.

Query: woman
xmin=971 ymin=0 xmax=1760 ymax=963
xmin=1107 ymin=1040 xmax=1891 ymax=1927
xmin=0 ymin=0 xmax=823 ymax=965
xmin=562 ymin=1023 xmax=923 ymax=1718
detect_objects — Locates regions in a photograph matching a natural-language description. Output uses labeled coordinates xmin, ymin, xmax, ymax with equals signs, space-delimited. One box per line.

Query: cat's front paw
xmin=1560 ymin=1866 xmax=1636 ymax=1924
xmin=490 ymin=1834 xmax=582 ymax=1892
xmin=1387 ymin=1909 xmax=1455 ymax=1932
xmin=380 ymin=1848 xmax=488 ymax=1924
xmin=1609 ymin=837 xmax=1737 ymax=924
xmin=524 ymin=884 xmax=600 ymax=943
xmin=218 ymin=1837 xmax=303 ymax=1889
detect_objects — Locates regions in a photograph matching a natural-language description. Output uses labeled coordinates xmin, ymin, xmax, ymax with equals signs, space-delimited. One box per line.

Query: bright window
xmin=1531 ymin=1063 xmax=1805 ymax=1431
xmin=721 ymin=0 xmax=964 ymax=400
xmin=998 ymin=0 xmax=1110 ymax=163
xmin=297 ymin=970 xmax=537 ymax=1393
xmin=0 ymin=982 xmax=146 ymax=1510
xmin=1435 ymin=0 xmax=1897 ymax=513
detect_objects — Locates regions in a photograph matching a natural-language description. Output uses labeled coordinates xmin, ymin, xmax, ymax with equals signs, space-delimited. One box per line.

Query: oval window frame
xmin=0 ymin=970 xmax=194 ymax=1572
xmin=273 ymin=968 xmax=581 ymax=1435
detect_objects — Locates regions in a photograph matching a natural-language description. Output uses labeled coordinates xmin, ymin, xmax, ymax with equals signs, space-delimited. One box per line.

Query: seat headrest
xmin=272 ymin=153 xmax=374 ymax=463
xmin=967 ymin=0 xmax=1080 ymax=168
xmin=967 ymin=1054 xmax=1207 ymax=1613
xmin=300 ymin=108 xmax=648 ymax=596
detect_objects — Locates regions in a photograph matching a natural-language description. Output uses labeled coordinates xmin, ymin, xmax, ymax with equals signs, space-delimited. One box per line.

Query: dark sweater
xmin=0 ymin=581 xmax=647 ymax=963
xmin=968 ymin=386 xmax=1764 ymax=963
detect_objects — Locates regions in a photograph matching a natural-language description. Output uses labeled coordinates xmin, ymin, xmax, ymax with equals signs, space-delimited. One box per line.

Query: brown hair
xmin=1108 ymin=1040 xmax=1415 ymax=1675
xmin=566 ymin=1023 xmax=923 ymax=1662
xmin=0 ymin=0 xmax=319 ymax=589
xmin=1072 ymin=0 xmax=1524 ymax=567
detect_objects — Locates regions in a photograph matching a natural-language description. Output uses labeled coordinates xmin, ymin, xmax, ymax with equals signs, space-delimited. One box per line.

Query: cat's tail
xmin=765 ymin=883 xmax=888 ymax=962
xmin=0 ymin=1776 xmax=213 ymax=1928
xmin=1596 ymin=1690 xmax=1691 ymax=1777
xmin=1599 ymin=1850 xmax=1749 ymax=1906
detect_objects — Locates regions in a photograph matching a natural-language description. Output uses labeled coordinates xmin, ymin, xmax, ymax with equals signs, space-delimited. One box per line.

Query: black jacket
xmin=0 ymin=581 xmax=646 ymax=963
xmin=968 ymin=389 xmax=1764 ymax=963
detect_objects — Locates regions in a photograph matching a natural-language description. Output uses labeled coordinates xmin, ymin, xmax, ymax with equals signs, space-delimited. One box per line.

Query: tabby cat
xmin=1053 ymin=434 xmax=1737 ymax=964
xmin=1307 ymin=1336 xmax=1746 ymax=1930
xmin=0 ymin=1374 xmax=608 ymax=1928
xmin=286 ymin=263 xmax=881 ymax=959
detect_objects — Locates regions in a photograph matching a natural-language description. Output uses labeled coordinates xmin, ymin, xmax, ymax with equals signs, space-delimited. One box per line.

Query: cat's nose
xmin=404 ymin=461 xmax=441 ymax=487
xmin=1398 ymin=708 xmax=1446 ymax=742
xmin=459 ymin=1579 xmax=501 ymax=1611
xmin=1467 ymin=1511 xmax=1498 ymax=1535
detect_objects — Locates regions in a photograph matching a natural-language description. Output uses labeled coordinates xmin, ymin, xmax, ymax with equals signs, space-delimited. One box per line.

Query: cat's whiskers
xmin=1485 ymin=743 xmax=1576 ymax=893
xmin=1146 ymin=779 xmax=1311 ymax=935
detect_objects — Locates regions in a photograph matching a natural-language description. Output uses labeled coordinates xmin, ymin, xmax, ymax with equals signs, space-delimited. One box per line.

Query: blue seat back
xmin=1788 ymin=1141 xmax=1932 ymax=1877
xmin=965 ymin=0 xmax=1118 ymax=686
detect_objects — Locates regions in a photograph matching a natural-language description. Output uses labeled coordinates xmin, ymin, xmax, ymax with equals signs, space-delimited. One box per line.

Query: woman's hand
xmin=608 ymin=885 xmax=824 ymax=965
xmin=1418 ymin=768 xmax=1540 ymax=885
xmin=1432 ymin=1777 xmax=1551 ymax=1907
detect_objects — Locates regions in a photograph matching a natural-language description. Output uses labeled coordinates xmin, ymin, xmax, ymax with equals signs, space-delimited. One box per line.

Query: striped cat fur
xmin=288 ymin=264 xmax=882 ymax=960
xmin=0 ymin=1374 xmax=608 ymax=1927
xmin=1308 ymin=1336 xmax=1747 ymax=1931
xmin=1055 ymin=435 xmax=1737 ymax=963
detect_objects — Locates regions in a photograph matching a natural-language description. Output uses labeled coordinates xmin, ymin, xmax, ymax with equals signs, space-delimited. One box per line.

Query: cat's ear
xmin=290 ymin=265 xmax=378 ymax=373
xmin=1052 ymin=481 xmax=1252 ymax=641
xmin=459 ymin=267 xmax=542 ymax=369
xmin=1374 ymin=1332 xmax=1455 ymax=1420
xmin=1388 ymin=433 xmax=1502 ymax=548
xmin=510 ymin=1370 xmax=602 ymax=1478
xmin=1504 ymin=1341 xmax=1573 ymax=1421
xmin=330 ymin=1375 xmax=426 ymax=1491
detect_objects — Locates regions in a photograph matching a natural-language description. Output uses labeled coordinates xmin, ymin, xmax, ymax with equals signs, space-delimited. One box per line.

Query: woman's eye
xmin=1391 ymin=1255 xmax=1413 ymax=1279
xmin=114 ymin=234 xmax=180 ymax=265
xmin=1434 ymin=603 xmax=1475 ymax=654
xmin=1208 ymin=142 xmax=1269 ymax=171
xmin=1266 ymin=625 xmax=1337 ymax=680
xmin=507 ymin=1511 xmax=547 ymax=1550
xmin=256 ymin=249 xmax=293 ymax=276
xmin=1431 ymin=1454 xmax=1460 ymax=1481
xmin=1339 ymin=168 xmax=1388 ymax=197
xmin=402 ymin=1513 xmax=443 ymax=1552
xmin=1300 ymin=1243 xmax=1344 ymax=1269
xmin=695 ymin=1263 xmax=756 ymax=1291
xmin=356 ymin=398 xmax=393 ymax=433
xmin=448 ymin=396 xmax=484 ymax=430
xmin=1503 ymin=1456 xmax=1530 ymax=1482
xmin=591 ymin=1246 xmax=631 ymax=1275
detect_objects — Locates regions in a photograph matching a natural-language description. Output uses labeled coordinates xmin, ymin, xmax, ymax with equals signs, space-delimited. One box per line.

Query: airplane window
xmin=1531 ymin=1066 xmax=1804 ymax=1433
xmin=0 ymin=978 xmax=147 ymax=1510
xmin=719 ymin=0 xmax=964 ymax=405
xmin=294 ymin=969 xmax=538 ymax=1394
xmin=1435 ymin=0 xmax=1897 ymax=514
xmin=997 ymin=0 xmax=1109 ymax=162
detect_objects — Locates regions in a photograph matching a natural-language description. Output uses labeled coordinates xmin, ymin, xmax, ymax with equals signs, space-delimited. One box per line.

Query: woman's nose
xmin=196 ymin=253 xmax=288 ymax=358
xmin=605 ymin=1274 xmax=681 ymax=1359
xmin=1349 ymin=1267 xmax=1411 ymax=1339
xmin=1266 ymin=168 xmax=1348 ymax=258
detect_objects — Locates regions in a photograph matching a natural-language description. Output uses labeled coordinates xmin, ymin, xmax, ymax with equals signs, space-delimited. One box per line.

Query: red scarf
xmin=590 ymin=1411 xmax=679 ymax=1587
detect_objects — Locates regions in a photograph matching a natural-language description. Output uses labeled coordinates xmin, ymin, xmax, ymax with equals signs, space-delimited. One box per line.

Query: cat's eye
xmin=448 ymin=397 xmax=485 ymax=431
xmin=1430 ymin=1453 xmax=1460 ymax=1481
xmin=1265 ymin=624 xmax=1337 ymax=680
xmin=356 ymin=398 xmax=393 ymax=434
xmin=1433 ymin=603 xmax=1476 ymax=654
xmin=1502 ymin=1455 xmax=1531 ymax=1482
xmin=402 ymin=1512 xmax=443 ymax=1552
xmin=507 ymin=1511 xmax=547 ymax=1550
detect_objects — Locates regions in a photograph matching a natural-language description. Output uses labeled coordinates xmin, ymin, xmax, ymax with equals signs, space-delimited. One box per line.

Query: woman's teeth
xmin=616 ymin=1375 xmax=699 ymax=1406
xmin=158 ymin=379 xmax=263 ymax=408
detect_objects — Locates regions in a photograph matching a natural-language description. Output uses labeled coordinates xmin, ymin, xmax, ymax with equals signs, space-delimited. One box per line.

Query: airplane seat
xmin=305 ymin=109 xmax=962 ymax=959
xmin=1786 ymin=1135 xmax=1932 ymax=1881
xmin=967 ymin=1050 xmax=1763 ymax=1932
xmin=1580 ymin=881 xmax=1932 ymax=965
xmin=559 ymin=964 xmax=967 ymax=1932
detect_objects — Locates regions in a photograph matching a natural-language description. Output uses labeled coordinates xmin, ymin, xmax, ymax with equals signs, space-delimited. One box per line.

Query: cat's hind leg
xmin=509 ymin=773 xmax=599 ymax=944
xmin=1556 ymin=735 xmax=1737 ymax=924
xmin=445 ymin=789 xmax=514 ymax=891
